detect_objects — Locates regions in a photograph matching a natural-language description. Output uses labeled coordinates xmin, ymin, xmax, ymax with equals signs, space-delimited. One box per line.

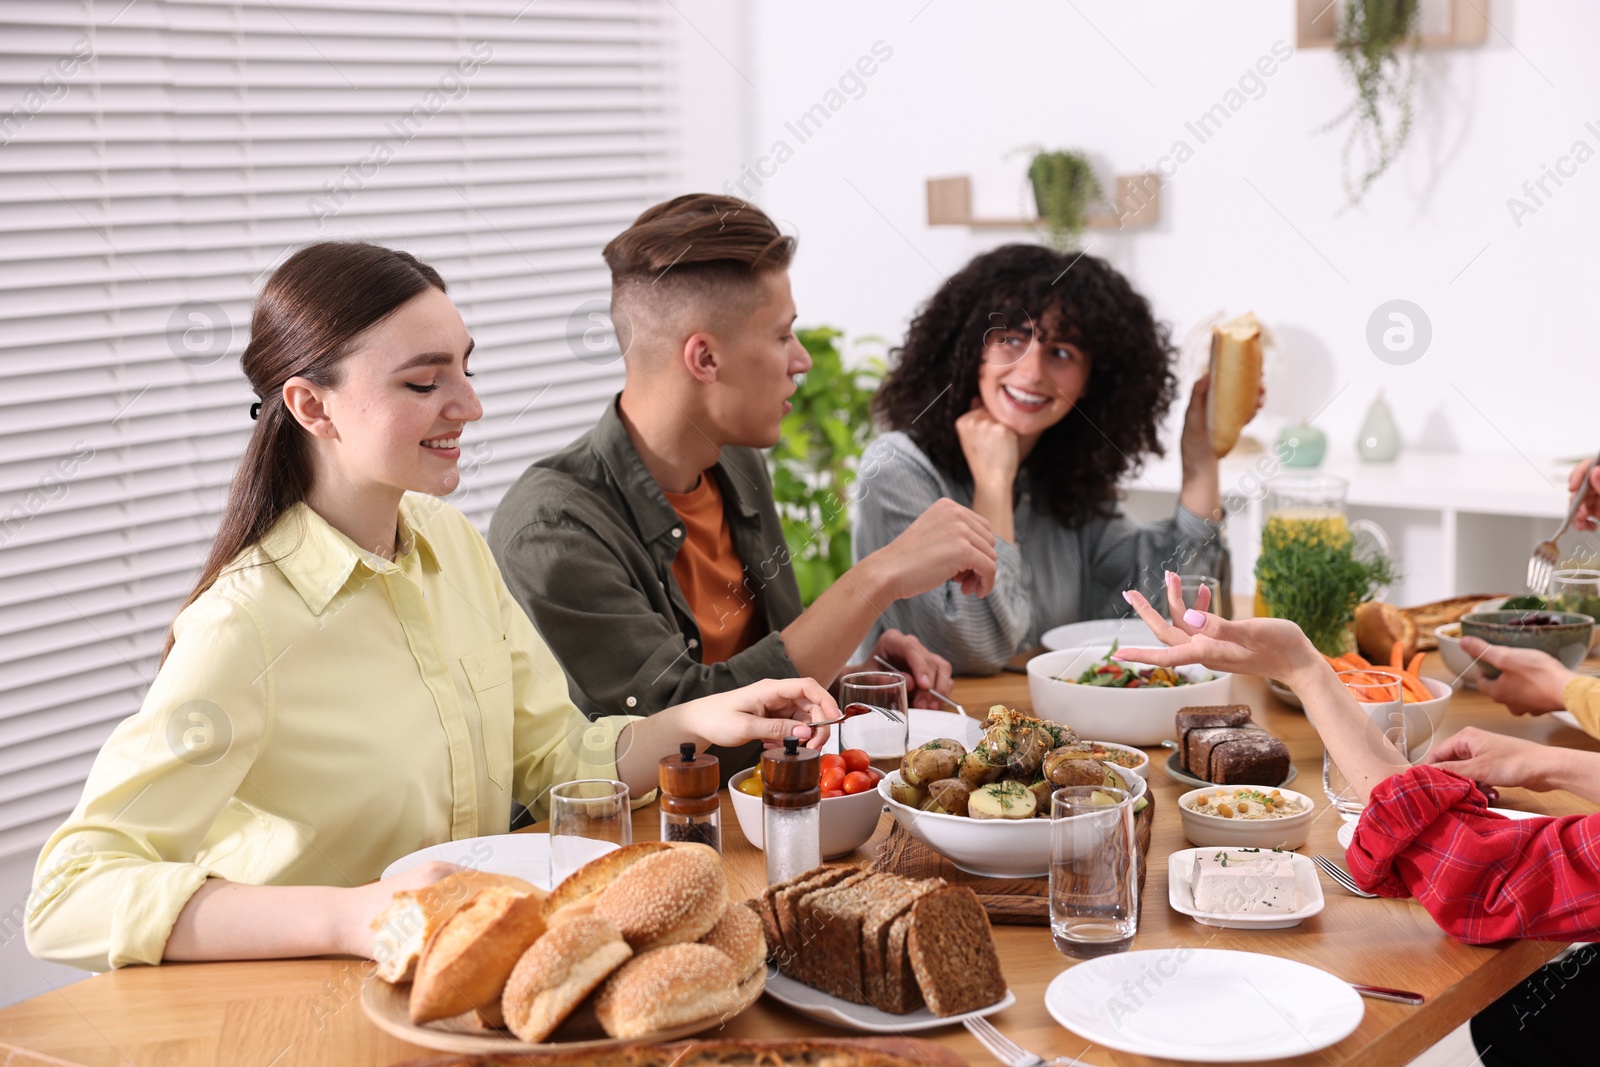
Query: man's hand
xmin=1461 ymin=636 xmax=1574 ymax=716
xmin=1423 ymin=726 xmax=1559 ymax=794
xmin=870 ymin=497 xmax=997 ymax=601
xmin=866 ymin=629 xmax=953 ymax=710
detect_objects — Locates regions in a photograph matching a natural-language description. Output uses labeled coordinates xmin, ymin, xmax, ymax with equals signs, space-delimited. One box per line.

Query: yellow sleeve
xmin=499 ymin=574 xmax=643 ymax=823
xmin=25 ymin=589 xmax=271 ymax=971
xmin=1564 ymin=675 xmax=1600 ymax=740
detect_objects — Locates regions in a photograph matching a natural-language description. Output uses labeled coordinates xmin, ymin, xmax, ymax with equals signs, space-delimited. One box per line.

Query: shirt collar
xmin=261 ymin=497 xmax=440 ymax=616
xmin=592 ymin=395 xmax=762 ymax=542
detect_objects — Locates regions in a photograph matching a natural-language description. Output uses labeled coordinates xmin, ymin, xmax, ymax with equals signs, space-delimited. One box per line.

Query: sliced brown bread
xmin=1196 ymin=728 xmax=1290 ymax=785
xmin=793 ymin=875 xmax=888 ymax=1002
xmin=905 ymin=886 xmax=1007 ymax=1017
xmin=1175 ymin=705 xmax=1252 ymax=772
xmin=778 ymin=869 xmax=870 ymax=987
xmin=883 ymin=910 xmax=923 ymax=1015
xmin=861 ymin=877 xmax=944 ymax=1012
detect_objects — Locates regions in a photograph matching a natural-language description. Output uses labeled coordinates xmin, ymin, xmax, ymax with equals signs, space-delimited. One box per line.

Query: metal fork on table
xmin=1314 ymin=853 xmax=1378 ymax=899
xmin=1528 ymin=446 xmax=1600 ymax=595
xmin=964 ymin=1015 xmax=1078 ymax=1067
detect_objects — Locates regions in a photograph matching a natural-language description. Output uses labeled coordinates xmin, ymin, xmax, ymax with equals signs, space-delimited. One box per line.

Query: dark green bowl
xmin=1460 ymin=610 xmax=1594 ymax=677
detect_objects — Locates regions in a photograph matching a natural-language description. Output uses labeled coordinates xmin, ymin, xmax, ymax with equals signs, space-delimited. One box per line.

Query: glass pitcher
xmin=1254 ymin=475 xmax=1392 ymax=619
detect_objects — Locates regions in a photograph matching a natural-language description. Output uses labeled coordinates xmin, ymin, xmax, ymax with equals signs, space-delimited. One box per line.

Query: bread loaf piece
xmin=1175 ymin=705 xmax=1253 ymax=773
xmin=794 ymin=876 xmax=883 ymax=1002
xmin=500 ymin=915 xmax=632 ymax=1042
xmin=409 ymin=882 xmax=548 ymax=1024
xmin=905 ymin=886 xmax=1008 ymax=1017
xmin=595 ymin=846 xmax=727 ymax=952
xmin=776 ymin=869 xmax=870 ymax=986
xmin=593 ymin=943 xmax=743 ymax=1040
xmin=369 ymin=869 xmax=537 ymax=985
xmin=861 ymin=878 xmax=944 ymax=1012
xmin=1186 ymin=725 xmax=1290 ymax=786
xmin=1208 ymin=311 xmax=1264 ymax=457
xmin=545 ymin=842 xmax=672 ymax=926
xmin=1354 ymin=601 xmax=1418 ymax=664
xmin=698 ymin=901 xmax=766 ymax=983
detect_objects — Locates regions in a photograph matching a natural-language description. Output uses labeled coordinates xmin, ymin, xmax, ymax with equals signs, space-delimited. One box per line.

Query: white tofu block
xmin=1192 ymin=852 xmax=1297 ymax=914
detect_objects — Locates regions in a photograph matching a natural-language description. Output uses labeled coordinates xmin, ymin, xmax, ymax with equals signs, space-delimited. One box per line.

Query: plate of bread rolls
xmin=362 ymin=842 xmax=764 ymax=1053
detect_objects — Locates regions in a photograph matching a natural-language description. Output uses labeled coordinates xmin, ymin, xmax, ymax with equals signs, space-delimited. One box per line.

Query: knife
xmin=1350 ymin=983 xmax=1425 ymax=1005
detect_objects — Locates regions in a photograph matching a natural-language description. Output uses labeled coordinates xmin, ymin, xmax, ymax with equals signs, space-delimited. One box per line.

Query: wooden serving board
xmin=392 ymin=1037 xmax=970 ymax=1067
xmin=866 ymin=790 xmax=1156 ymax=925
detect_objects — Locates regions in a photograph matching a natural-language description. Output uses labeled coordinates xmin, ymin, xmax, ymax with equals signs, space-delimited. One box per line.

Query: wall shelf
xmin=925 ymin=172 xmax=1161 ymax=231
xmin=1295 ymin=0 xmax=1488 ymax=49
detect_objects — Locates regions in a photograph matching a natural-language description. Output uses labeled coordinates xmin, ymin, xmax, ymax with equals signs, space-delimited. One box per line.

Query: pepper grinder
xmin=658 ymin=742 xmax=721 ymax=852
xmin=760 ymin=736 xmax=820 ymax=884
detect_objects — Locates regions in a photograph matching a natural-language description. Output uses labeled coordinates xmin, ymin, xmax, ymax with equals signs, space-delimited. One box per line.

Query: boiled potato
xmin=968 ymin=780 xmax=1037 ymax=820
xmin=982 ymin=722 xmax=1047 ymax=777
xmin=900 ymin=743 xmax=962 ymax=788
xmin=957 ymin=745 xmax=1004 ymax=789
xmin=889 ymin=779 xmax=926 ymax=808
xmin=1039 ymin=720 xmax=1080 ymax=749
xmin=921 ymin=738 xmax=967 ymax=760
xmin=921 ymin=778 xmax=971 ymax=817
xmin=1025 ymin=776 xmax=1053 ymax=814
xmin=1044 ymin=754 xmax=1114 ymax=788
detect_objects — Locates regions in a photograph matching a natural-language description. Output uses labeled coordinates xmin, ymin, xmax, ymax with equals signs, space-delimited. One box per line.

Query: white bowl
xmin=1177 ymin=786 xmax=1316 ymax=850
xmin=877 ymin=764 xmax=1147 ymax=879
xmin=1402 ymin=676 xmax=1453 ymax=762
xmin=1026 ymin=646 xmax=1233 ymax=747
xmin=1434 ymin=622 xmax=1481 ymax=688
xmin=727 ymin=767 xmax=884 ymax=859
xmin=1078 ymin=739 xmax=1152 ymax=780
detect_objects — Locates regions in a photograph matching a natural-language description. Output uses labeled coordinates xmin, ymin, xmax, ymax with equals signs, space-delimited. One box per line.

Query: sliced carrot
xmin=1390 ymin=640 xmax=1405 ymax=672
xmin=1347 ymin=652 xmax=1372 ymax=669
xmin=1401 ymin=674 xmax=1432 ymax=702
xmin=1406 ymin=652 xmax=1426 ymax=679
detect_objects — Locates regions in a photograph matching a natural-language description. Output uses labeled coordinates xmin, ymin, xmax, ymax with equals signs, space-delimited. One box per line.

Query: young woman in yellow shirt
xmin=26 ymin=242 xmax=836 ymax=973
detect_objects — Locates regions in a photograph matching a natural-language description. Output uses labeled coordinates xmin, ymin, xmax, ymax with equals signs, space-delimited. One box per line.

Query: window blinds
xmin=0 ymin=0 xmax=674 ymax=858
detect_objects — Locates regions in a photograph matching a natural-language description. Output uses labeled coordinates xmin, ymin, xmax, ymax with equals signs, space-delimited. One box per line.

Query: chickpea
xmin=1236 ymin=801 xmax=1251 ymax=814
xmin=1217 ymin=803 xmax=1234 ymax=818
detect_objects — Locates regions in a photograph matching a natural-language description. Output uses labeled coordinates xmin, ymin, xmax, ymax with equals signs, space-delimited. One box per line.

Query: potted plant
xmin=768 ymin=328 xmax=885 ymax=605
xmin=1326 ymin=0 xmax=1421 ymax=207
xmin=1027 ymin=149 xmax=1101 ymax=250
xmin=1254 ymin=517 xmax=1397 ymax=656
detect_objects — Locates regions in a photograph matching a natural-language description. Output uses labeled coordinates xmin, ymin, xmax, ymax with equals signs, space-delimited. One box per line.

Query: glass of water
xmin=549 ymin=779 xmax=631 ymax=887
xmin=1324 ymin=670 xmax=1407 ymax=821
xmin=1049 ymin=785 xmax=1139 ymax=959
xmin=1549 ymin=568 xmax=1600 ymax=619
xmin=837 ymin=671 xmax=910 ymax=775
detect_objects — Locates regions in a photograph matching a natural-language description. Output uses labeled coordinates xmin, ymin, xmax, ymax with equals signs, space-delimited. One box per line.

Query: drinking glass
xmin=1324 ymin=671 xmax=1407 ymax=821
xmin=1549 ymin=569 xmax=1600 ymax=620
xmin=837 ymin=671 xmax=910 ymax=775
xmin=549 ymin=779 xmax=630 ymax=886
xmin=1049 ymin=785 xmax=1139 ymax=959
xmin=1156 ymin=574 xmax=1221 ymax=620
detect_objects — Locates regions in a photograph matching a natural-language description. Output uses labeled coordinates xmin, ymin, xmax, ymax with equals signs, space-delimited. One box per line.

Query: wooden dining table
xmin=2 ymin=655 xmax=1598 ymax=1067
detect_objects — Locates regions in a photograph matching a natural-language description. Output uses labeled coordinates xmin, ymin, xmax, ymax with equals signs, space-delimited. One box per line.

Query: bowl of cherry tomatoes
xmin=728 ymin=748 xmax=887 ymax=858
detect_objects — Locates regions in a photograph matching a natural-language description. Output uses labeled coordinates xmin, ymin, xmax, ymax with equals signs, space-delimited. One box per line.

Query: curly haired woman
xmin=856 ymin=244 xmax=1252 ymax=674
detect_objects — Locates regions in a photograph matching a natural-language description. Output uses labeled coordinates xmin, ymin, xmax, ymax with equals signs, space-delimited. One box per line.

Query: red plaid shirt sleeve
xmin=1346 ymin=764 xmax=1600 ymax=944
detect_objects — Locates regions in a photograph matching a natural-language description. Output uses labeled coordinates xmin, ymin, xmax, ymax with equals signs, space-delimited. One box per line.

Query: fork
xmin=964 ymin=1016 xmax=1078 ymax=1067
xmin=1528 ymin=446 xmax=1600 ymax=595
xmin=872 ymin=654 xmax=966 ymax=717
xmin=1314 ymin=853 xmax=1378 ymax=898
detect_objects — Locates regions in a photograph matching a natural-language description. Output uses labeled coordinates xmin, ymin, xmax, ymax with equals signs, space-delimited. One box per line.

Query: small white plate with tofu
xmin=1167 ymin=847 xmax=1324 ymax=930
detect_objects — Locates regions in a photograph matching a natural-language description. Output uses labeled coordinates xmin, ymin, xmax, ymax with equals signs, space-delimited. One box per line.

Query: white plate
xmin=762 ymin=970 xmax=1015 ymax=1032
xmin=1553 ymin=710 xmax=1581 ymax=729
xmin=1044 ymin=948 xmax=1363 ymax=1061
xmin=1040 ymin=617 xmax=1159 ymax=652
xmin=1164 ymin=750 xmax=1297 ymax=790
xmin=382 ymin=833 xmax=617 ymax=891
xmin=1336 ymin=806 xmax=1544 ymax=849
xmin=825 ymin=708 xmax=983 ymax=755
xmin=1167 ymin=848 xmax=1325 ymax=930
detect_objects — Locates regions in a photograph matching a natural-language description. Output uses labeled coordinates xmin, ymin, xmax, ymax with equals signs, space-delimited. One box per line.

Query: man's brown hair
xmin=603 ymin=194 xmax=796 ymax=353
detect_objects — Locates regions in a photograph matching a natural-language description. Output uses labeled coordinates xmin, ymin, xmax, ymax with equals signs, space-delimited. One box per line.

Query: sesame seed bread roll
xmin=1208 ymin=311 xmax=1263 ymax=458
xmin=697 ymin=901 xmax=766 ymax=982
xmin=593 ymin=943 xmax=743 ymax=1039
xmin=595 ymin=846 xmax=727 ymax=952
xmin=544 ymin=842 xmax=672 ymax=925
xmin=409 ymin=882 xmax=548 ymax=1024
xmin=369 ymin=870 xmax=538 ymax=985
xmin=501 ymin=915 xmax=633 ymax=1043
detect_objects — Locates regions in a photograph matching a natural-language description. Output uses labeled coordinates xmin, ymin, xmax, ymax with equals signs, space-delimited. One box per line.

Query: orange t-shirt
xmin=663 ymin=473 xmax=763 ymax=664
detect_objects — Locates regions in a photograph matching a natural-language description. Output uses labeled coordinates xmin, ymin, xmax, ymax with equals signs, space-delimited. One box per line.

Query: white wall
xmin=742 ymin=0 xmax=1599 ymax=468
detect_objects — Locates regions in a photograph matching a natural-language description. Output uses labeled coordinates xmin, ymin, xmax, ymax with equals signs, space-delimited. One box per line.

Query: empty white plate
xmin=1167 ymin=848 xmax=1325 ymax=930
xmin=763 ymin=970 xmax=1014 ymax=1032
xmin=1040 ymin=617 xmax=1159 ymax=652
xmin=382 ymin=832 xmax=617 ymax=891
xmin=1044 ymin=948 xmax=1362 ymax=1061
xmin=1553 ymin=710 xmax=1581 ymax=730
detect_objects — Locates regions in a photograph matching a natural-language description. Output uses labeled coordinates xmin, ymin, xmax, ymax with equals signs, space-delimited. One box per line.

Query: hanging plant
xmin=1325 ymin=0 xmax=1421 ymax=207
xmin=1026 ymin=149 xmax=1101 ymax=250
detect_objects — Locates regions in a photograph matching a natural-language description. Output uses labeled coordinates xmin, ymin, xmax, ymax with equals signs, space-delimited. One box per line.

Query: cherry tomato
xmin=736 ymin=775 xmax=763 ymax=797
xmin=841 ymin=748 xmax=871 ymax=775
xmin=821 ymin=789 xmax=846 ymax=799
xmin=819 ymin=753 xmax=846 ymax=775
xmin=820 ymin=766 xmax=846 ymax=792
xmin=842 ymin=770 xmax=873 ymax=795
xmin=867 ymin=767 xmax=886 ymax=782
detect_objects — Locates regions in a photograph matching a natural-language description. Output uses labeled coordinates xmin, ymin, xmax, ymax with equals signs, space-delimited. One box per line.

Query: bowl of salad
xmin=1025 ymin=644 xmax=1233 ymax=747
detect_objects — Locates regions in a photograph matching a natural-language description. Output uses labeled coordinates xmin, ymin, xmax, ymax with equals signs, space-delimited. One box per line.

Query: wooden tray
xmin=392 ymin=1037 xmax=970 ymax=1067
xmin=867 ymin=789 xmax=1156 ymax=925
xmin=362 ymin=970 xmax=763 ymax=1055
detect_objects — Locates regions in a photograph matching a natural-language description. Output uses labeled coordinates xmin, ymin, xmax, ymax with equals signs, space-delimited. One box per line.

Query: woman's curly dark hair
xmin=873 ymin=244 xmax=1179 ymax=526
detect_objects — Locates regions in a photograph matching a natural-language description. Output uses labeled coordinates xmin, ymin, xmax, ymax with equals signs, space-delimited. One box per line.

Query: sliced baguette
xmin=369 ymin=870 xmax=537 ymax=985
xmin=409 ymin=882 xmax=548 ymax=1024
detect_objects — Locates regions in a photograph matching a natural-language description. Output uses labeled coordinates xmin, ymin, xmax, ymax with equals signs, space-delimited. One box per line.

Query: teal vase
xmin=1276 ymin=422 xmax=1326 ymax=468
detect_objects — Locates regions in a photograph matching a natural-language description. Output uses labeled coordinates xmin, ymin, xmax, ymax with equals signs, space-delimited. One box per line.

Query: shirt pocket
xmin=461 ymin=638 xmax=514 ymax=788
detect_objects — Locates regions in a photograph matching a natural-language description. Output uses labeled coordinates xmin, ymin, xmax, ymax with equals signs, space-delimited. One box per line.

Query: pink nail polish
xmin=1122 ymin=590 xmax=1135 ymax=604
xmin=1184 ymin=608 xmax=1206 ymax=627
